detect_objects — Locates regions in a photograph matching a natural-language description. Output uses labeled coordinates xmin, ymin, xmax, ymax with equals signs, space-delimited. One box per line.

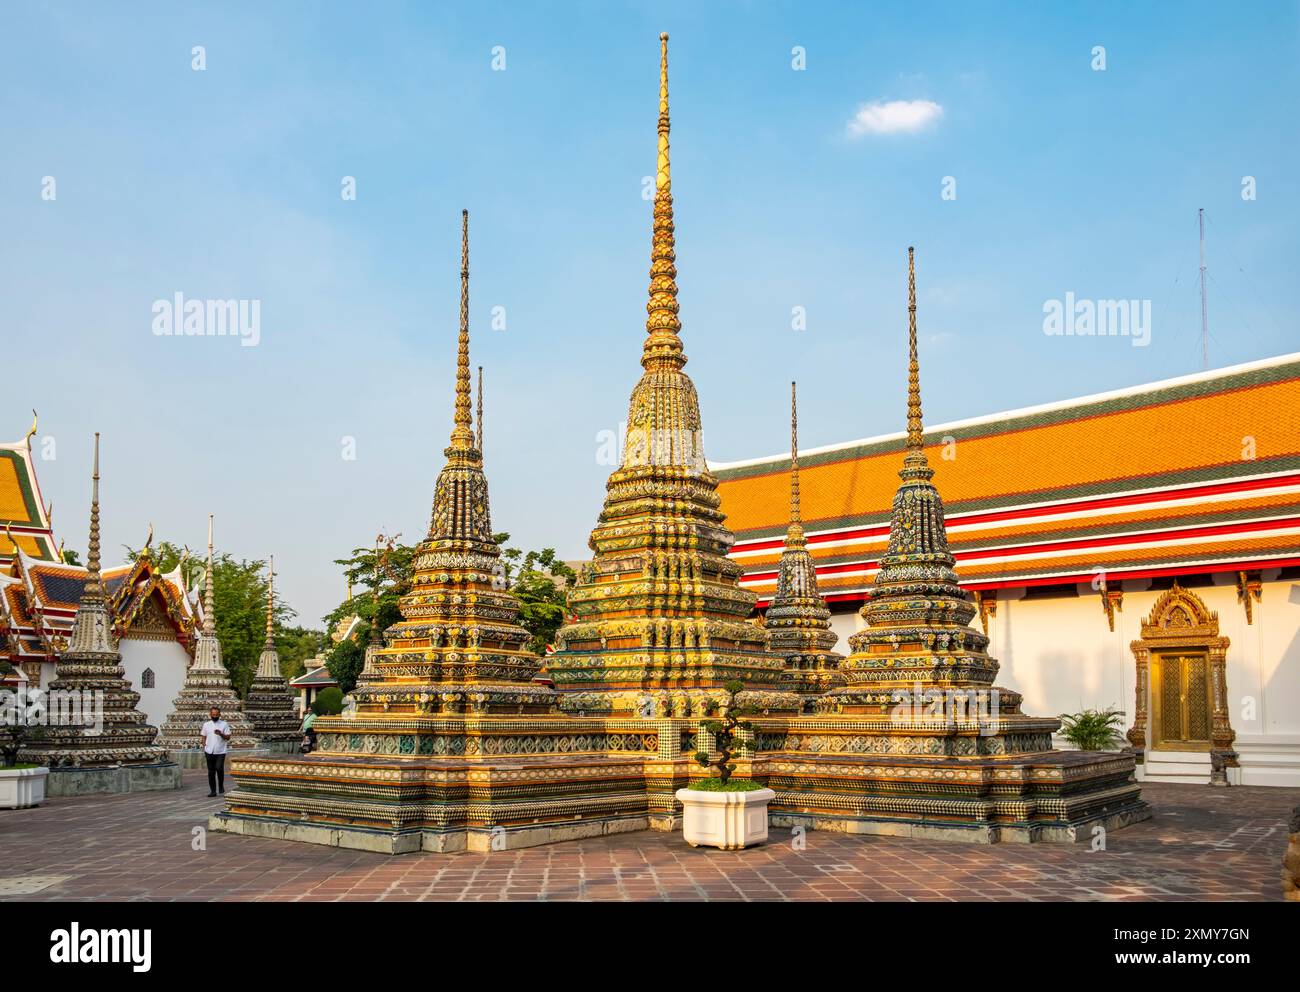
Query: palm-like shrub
xmin=1058 ymin=708 xmax=1126 ymax=751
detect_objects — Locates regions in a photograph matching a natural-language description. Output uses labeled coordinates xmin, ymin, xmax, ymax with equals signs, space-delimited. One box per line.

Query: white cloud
xmin=846 ymin=99 xmax=943 ymax=137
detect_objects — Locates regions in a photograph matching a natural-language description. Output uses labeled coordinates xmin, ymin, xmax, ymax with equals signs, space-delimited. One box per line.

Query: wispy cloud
xmin=846 ymin=98 xmax=943 ymax=137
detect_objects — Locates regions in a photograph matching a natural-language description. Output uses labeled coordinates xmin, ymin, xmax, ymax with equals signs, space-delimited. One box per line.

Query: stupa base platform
xmin=44 ymin=760 xmax=183 ymax=798
xmin=210 ymin=750 xmax=665 ymax=853
xmin=761 ymin=748 xmax=1150 ymax=844
xmin=167 ymin=746 xmax=272 ymax=770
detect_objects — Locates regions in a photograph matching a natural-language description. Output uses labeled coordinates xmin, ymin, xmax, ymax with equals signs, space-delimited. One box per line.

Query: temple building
xmin=1 ymin=423 xmax=199 ymax=730
xmin=715 ymin=352 xmax=1300 ymax=787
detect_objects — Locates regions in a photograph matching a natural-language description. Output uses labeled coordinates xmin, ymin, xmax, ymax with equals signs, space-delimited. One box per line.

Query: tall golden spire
xmin=477 ymin=365 xmax=484 ymax=452
xmin=369 ymin=536 xmax=383 ymax=650
xmin=906 ymin=246 xmax=923 ymax=449
xmin=450 ymin=209 xmax=475 ymax=451
xmin=902 ymin=246 xmax=933 ymax=481
xmin=203 ymin=514 xmax=216 ymax=635
xmin=642 ymin=32 xmax=685 ymax=371
xmin=85 ymin=433 xmax=103 ymax=599
xmin=787 ymin=381 xmax=804 ymax=548
xmin=656 ymin=32 xmax=671 ymax=194
xmin=263 ymin=555 xmax=275 ymax=652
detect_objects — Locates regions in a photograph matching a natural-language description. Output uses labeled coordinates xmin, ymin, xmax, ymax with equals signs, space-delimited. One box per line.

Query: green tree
xmin=61 ymin=548 xmax=81 ymax=566
xmin=313 ymin=686 xmax=344 ymax=716
xmin=498 ymin=535 xmax=575 ymax=655
xmin=325 ymin=637 xmax=365 ymax=695
xmin=276 ymin=625 xmax=326 ymax=681
xmin=317 ymin=533 xmax=575 ymax=672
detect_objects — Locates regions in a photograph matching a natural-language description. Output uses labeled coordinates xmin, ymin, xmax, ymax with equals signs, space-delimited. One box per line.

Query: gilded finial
xmin=902 ymin=247 xmax=933 ymax=480
xmin=642 ymin=33 xmax=686 ymax=371
xmin=450 ymin=209 xmax=476 ymax=451
xmin=203 ymin=514 xmax=215 ymax=635
xmin=657 ymin=33 xmax=670 ymax=194
xmin=4 ymin=523 xmax=16 ymax=561
xmin=142 ymin=521 xmax=154 ymax=556
xmin=264 ymin=555 xmax=275 ymax=650
xmin=369 ymin=538 xmax=383 ymax=648
xmin=25 ymin=409 xmax=37 ymax=448
xmin=787 ymin=381 xmax=805 ymax=548
xmin=477 ymin=365 xmax=484 ymax=452
xmin=86 ymin=433 xmax=103 ymax=597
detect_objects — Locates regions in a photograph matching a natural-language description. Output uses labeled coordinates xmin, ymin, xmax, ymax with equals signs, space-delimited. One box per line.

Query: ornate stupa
xmin=767 ymin=250 xmax=1150 ymax=842
xmin=767 ymin=382 xmax=844 ymax=712
xmin=20 ymin=435 xmax=180 ymax=794
xmin=345 ymin=211 xmax=557 ymax=717
xmin=815 ymin=248 xmax=1016 ymax=722
xmin=242 ymin=556 xmax=299 ymax=751
xmin=546 ymin=34 xmax=796 ymax=717
xmin=157 ymin=515 xmax=259 ymax=763
xmin=215 ymin=211 xmax=660 ymax=853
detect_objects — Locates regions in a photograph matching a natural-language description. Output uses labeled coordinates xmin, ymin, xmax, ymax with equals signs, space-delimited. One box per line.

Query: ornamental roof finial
xmin=787 ymin=381 xmax=804 ymax=547
xmin=907 ymin=246 xmax=923 ymax=451
xmin=85 ymin=433 xmax=103 ymax=599
xmin=902 ymin=247 xmax=933 ymax=481
xmin=263 ymin=555 xmax=275 ymax=651
xmin=450 ymin=209 xmax=475 ymax=451
xmin=642 ymin=32 xmax=685 ymax=371
xmin=203 ymin=514 xmax=216 ymax=635
xmin=369 ymin=536 xmax=383 ymax=649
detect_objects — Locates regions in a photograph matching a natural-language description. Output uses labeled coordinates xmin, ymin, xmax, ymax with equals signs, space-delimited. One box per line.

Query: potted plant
xmin=675 ymin=680 xmax=774 ymax=850
xmin=0 ymin=663 xmax=49 ymax=809
xmin=1058 ymin=708 xmax=1126 ymax=751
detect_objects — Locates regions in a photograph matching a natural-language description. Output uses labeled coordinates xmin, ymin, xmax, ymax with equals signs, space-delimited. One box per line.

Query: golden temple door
xmin=1150 ymin=652 xmax=1213 ymax=751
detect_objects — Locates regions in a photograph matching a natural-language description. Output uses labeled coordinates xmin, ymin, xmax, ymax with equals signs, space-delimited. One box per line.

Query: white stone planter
xmin=0 ymin=766 xmax=49 ymax=809
xmin=676 ymin=786 xmax=774 ymax=850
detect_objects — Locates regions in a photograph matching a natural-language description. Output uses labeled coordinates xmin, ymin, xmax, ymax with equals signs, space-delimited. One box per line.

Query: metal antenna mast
xmin=1199 ymin=207 xmax=1209 ymax=370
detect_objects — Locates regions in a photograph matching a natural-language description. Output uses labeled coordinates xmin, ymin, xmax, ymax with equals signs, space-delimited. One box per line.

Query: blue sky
xmin=2 ymin=1 xmax=1297 ymax=625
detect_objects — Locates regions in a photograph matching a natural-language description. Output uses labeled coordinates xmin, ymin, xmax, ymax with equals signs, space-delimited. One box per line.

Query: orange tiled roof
xmin=713 ymin=354 xmax=1300 ymax=604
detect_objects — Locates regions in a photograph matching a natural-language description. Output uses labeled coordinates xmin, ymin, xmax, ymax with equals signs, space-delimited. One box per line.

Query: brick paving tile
xmin=1 ymin=770 xmax=1296 ymax=901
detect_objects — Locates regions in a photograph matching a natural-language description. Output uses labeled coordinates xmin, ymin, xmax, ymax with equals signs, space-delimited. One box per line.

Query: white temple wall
xmin=120 ymin=638 xmax=191 ymax=732
xmin=827 ymin=574 xmax=1300 ymax=786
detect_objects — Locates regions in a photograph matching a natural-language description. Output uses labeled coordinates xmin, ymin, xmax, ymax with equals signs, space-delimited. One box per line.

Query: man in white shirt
xmin=200 ymin=706 xmax=232 ymax=797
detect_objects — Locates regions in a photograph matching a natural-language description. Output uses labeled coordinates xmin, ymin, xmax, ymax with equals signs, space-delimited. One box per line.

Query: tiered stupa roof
xmin=243 ymin=556 xmax=299 ymax=745
xmin=767 ymin=383 xmax=844 ymax=710
xmin=20 ymin=435 xmax=170 ymax=767
xmin=348 ymin=211 xmax=556 ymax=716
xmin=156 ymin=516 xmax=259 ymax=751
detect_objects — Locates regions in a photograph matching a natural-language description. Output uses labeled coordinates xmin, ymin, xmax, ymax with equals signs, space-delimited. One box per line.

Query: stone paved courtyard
xmin=1 ymin=771 xmax=1294 ymax=901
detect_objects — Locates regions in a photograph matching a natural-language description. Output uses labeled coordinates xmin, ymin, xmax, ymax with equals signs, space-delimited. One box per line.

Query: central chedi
xmin=547 ymin=34 xmax=797 ymax=718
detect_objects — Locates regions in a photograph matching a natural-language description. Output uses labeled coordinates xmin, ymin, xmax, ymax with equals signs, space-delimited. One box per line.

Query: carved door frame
xmin=1127 ymin=582 xmax=1235 ymax=783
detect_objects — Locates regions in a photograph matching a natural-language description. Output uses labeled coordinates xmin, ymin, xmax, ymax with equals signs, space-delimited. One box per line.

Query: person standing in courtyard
xmin=301 ymin=705 xmax=317 ymax=753
xmin=201 ymin=705 xmax=232 ymax=797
